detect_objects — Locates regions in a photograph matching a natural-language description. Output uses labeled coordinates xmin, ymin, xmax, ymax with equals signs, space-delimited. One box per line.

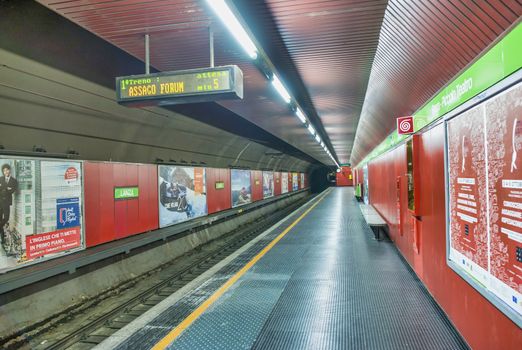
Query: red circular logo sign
xmin=64 ymin=167 xmax=79 ymax=181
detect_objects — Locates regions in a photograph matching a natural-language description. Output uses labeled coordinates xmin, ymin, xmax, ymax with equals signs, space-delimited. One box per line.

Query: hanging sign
xmin=116 ymin=65 xmax=243 ymax=107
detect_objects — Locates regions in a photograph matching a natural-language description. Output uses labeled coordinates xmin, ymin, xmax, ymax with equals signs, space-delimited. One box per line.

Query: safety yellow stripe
xmin=151 ymin=189 xmax=330 ymax=350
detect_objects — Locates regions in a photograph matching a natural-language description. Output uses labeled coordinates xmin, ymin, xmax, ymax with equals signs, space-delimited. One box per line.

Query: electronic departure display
xmin=116 ymin=65 xmax=243 ymax=107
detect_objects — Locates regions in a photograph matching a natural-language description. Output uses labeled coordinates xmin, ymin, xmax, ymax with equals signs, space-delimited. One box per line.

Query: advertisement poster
xmin=447 ymin=103 xmax=489 ymax=285
xmin=231 ymin=169 xmax=251 ymax=207
xmin=485 ymin=83 xmax=522 ymax=314
xmin=263 ymin=171 xmax=274 ymax=199
xmin=0 ymin=158 xmax=83 ymax=273
xmin=158 ymin=166 xmax=207 ymax=228
xmin=300 ymin=173 xmax=305 ymax=189
xmin=363 ymin=165 xmax=369 ymax=204
xmin=292 ymin=173 xmax=298 ymax=191
xmin=281 ymin=172 xmax=289 ymax=194
xmin=447 ymin=81 xmax=522 ymax=319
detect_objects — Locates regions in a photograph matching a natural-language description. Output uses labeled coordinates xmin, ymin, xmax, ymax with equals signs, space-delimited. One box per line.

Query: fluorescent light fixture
xmin=315 ymin=134 xmax=321 ymax=143
xmin=320 ymin=141 xmax=324 ymax=148
xmin=271 ymin=74 xmax=291 ymax=103
xmin=295 ymin=108 xmax=307 ymax=124
xmin=206 ymin=0 xmax=258 ymax=59
xmin=307 ymin=124 xmax=315 ymax=136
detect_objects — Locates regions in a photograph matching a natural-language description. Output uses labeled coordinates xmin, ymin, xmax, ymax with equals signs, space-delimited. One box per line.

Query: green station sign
xmin=116 ymin=65 xmax=243 ymax=107
xmin=356 ymin=23 xmax=522 ymax=168
xmin=114 ymin=187 xmax=139 ymax=200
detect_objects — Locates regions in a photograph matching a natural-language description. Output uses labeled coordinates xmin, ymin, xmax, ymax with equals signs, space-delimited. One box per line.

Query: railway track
xmin=8 ymin=196 xmax=309 ymax=350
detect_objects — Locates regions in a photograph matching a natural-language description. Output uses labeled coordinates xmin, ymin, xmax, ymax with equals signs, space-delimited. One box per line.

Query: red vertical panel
xmin=141 ymin=164 xmax=159 ymax=232
xmin=100 ymin=162 xmax=116 ymax=243
xmin=207 ymin=168 xmax=231 ymax=214
xmin=84 ymin=162 xmax=102 ymax=247
xmin=288 ymin=173 xmax=293 ymax=192
xmin=251 ymin=170 xmax=263 ymax=201
xmin=274 ymin=172 xmax=282 ymax=196
xmin=124 ymin=164 xmax=140 ymax=239
xmin=113 ymin=163 xmax=128 ymax=239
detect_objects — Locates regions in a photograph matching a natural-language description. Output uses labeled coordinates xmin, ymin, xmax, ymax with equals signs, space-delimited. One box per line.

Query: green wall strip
xmin=355 ymin=23 xmax=522 ymax=168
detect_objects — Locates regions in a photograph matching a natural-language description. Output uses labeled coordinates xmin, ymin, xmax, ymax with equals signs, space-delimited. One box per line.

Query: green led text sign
xmin=114 ymin=187 xmax=139 ymax=200
xmin=116 ymin=65 xmax=243 ymax=107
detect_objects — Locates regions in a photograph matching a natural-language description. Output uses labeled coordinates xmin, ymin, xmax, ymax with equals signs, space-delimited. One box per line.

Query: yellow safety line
xmin=151 ymin=189 xmax=330 ymax=350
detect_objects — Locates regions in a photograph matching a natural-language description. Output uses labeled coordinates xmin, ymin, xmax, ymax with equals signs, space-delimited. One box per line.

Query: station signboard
xmin=116 ymin=65 xmax=243 ymax=107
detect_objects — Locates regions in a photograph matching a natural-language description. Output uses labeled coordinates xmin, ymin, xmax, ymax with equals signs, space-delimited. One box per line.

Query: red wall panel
xmin=367 ymin=124 xmax=522 ymax=349
xmin=251 ymin=170 xmax=263 ymax=201
xmin=274 ymin=172 xmax=282 ymax=196
xmin=288 ymin=173 xmax=293 ymax=192
xmin=84 ymin=162 xmax=158 ymax=247
xmin=336 ymin=166 xmax=353 ymax=186
xmin=206 ymin=168 xmax=231 ymax=214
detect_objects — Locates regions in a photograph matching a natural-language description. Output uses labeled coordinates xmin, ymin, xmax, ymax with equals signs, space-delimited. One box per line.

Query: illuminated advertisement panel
xmin=231 ymin=169 xmax=251 ymax=207
xmin=485 ymin=83 xmax=522 ymax=315
xmin=0 ymin=158 xmax=83 ymax=272
xmin=300 ymin=173 xmax=305 ymax=189
xmin=292 ymin=173 xmax=298 ymax=191
xmin=447 ymin=104 xmax=489 ymax=286
xmin=446 ymin=80 xmax=522 ymax=324
xmin=158 ymin=166 xmax=207 ymax=228
xmin=262 ymin=172 xmax=274 ymax=199
xmin=281 ymin=172 xmax=289 ymax=194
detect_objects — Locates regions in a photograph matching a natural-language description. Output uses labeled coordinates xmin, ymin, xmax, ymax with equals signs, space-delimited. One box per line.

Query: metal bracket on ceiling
xmin=145 ymin=34 xmax=150 ymax=74
xmin=209 ymin=26 xmax=214 ymax=68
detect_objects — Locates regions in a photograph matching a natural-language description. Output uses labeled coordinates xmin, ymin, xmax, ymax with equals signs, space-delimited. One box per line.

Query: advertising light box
xmin=446 ymin=79 xmax=522 ymax=326
xmin=231 ymin=169 xmax=251 ymax=208
xmin=0 ymin=157 xmax=84 ymax=273
xmin=158 ymin=166 xmax=207 ymax=228
xmin=292 ymin=173 xmax=299 ymax=191
xmin=281 ymin=172 xmax=288 ymax=194
xmin=263 ymin=172 xmax=274 ymax=199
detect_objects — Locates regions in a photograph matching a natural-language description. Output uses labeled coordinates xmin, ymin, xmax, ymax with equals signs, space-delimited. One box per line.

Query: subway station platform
xmin=96 ymin=187 xmax=468 ymax=350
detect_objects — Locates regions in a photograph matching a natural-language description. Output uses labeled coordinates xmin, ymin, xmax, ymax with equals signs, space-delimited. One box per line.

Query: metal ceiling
xmin=264 ymin=0 xmax=388 ymax=163
xmin=350 ymin=0 xmax=522 ymax=165
xmin=36 ymin=0 xmax=521 ymax=168
xmin=36 ymin=0 xmax=335 ymax=165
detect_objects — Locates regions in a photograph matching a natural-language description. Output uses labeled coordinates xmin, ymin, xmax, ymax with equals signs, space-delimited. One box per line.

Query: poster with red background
xmin=485 ymin=83 xmax=522 ymax=313
xmin=448 ymin=104 xmax=489 ymax=284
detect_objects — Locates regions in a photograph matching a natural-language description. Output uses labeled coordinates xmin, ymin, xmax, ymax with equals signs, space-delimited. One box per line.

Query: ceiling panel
xmin=265 ymin=0 xmax=388 ymax=163
xmin=37 ymin=0 xmax=335 ymax=165
xmin=350 ymin=0 xmax=522 ymax=165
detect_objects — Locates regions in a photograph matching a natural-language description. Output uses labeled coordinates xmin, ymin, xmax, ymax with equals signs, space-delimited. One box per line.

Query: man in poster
xmin=0 ymin=164 xmax=18 ymax=247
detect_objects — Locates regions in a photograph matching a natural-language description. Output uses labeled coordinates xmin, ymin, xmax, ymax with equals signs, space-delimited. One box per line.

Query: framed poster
xmin=158 ymin=166 xmax=207 ymax=228
xmin=292 ymin=173 xmax=298 ymax=191
xmin=445 ymin=74 xmax=522 ymax=326
xmin=0 ymin=157 xmax=84 ymax=273
xmin=281 ymin=172 xmax=289 ymax=194
xmin=231 ymin=169 xmax=251 ymax=207
xmin=262 ymin=171 xmax=274 ymax=199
